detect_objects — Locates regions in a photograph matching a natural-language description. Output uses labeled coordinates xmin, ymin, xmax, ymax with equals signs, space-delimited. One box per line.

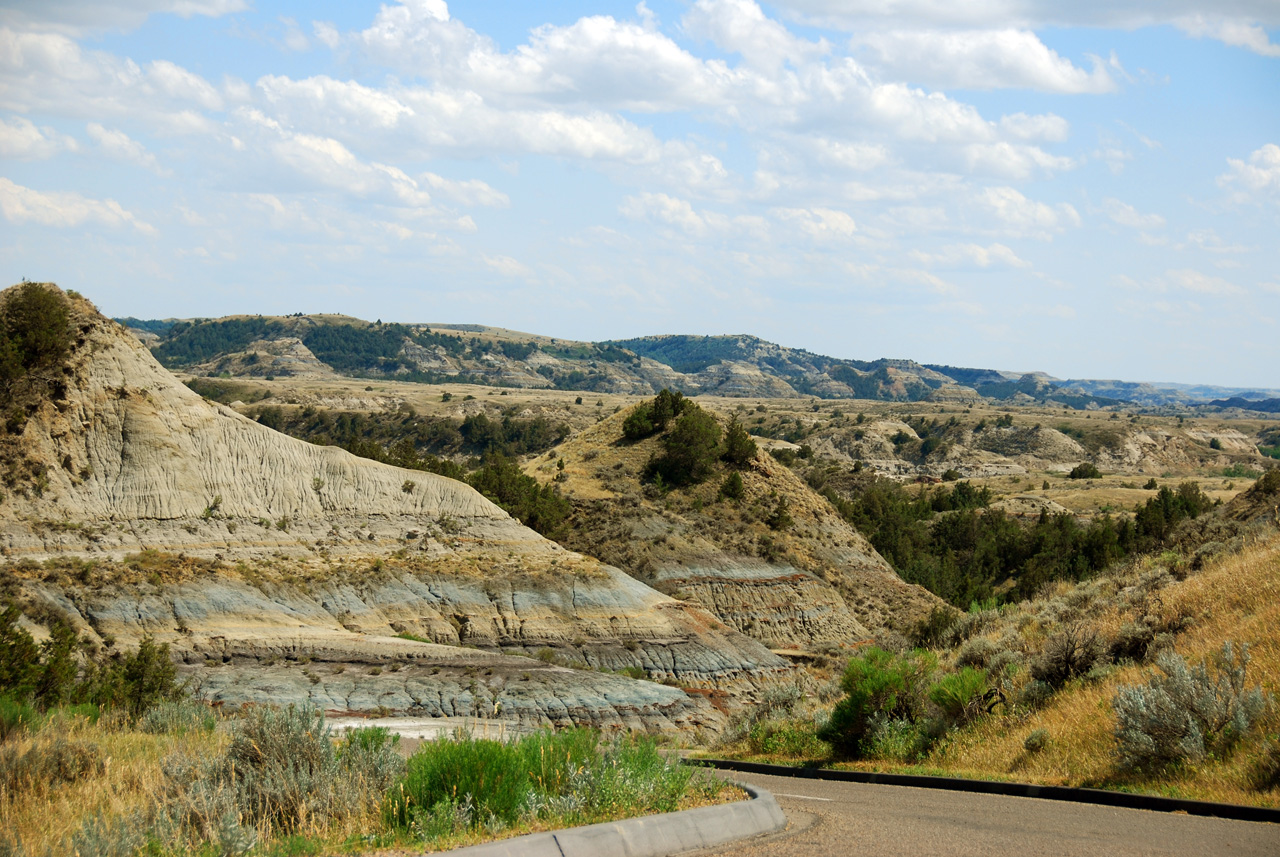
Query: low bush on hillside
xmin=1068 ymin=462 xmax=1102 ymax=480
xmin=1113 ymin=642 xmax=1272 ymax=773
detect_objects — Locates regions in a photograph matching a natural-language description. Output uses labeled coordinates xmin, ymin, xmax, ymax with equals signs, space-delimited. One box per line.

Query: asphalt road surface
xmin=694 ymin=771 xmax=1280 ymax=857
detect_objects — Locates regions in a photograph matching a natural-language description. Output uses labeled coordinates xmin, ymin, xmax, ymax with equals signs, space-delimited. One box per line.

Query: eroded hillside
xmin=0 ymin=284 xmax=792 ymax=731
xmin=520 ymin=399 xmax=944 ymax=651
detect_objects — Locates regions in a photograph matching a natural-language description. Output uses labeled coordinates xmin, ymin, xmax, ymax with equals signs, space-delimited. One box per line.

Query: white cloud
xmin=313 ymin=21 xmax=340 ymax=49
xmin=419 ymin=172 xmax=509 ymax=208
xmin=87 ymin=121 xmax=166 ymax=172
xmin=0 ymin=115 xmax=77 ymax=158
xmin=0 ymin=1 xmax=248 ymax=35
xmin=0 ymin=176 xmax=155 ymax=234
xmin=0 ymin=29 xmax=221 ymax=133
xmin=682 ymin=0 xmax=827 ymax=70
xmin=911 ymin=242 xmax=1030 ymax=268
xmin=484 ymin=254 xmax=534 ymax=279
xmin=1218 ymin=143 xmax=1280 ymax=202
xmin=854 ymin=29 xmax=1116 ymax=93
xmin=1167 ymin=268 xmax=1246 ymax=296
xmin=977 ymin=186 xmax=1080 ymax=237
xmin=772 ymin=206 xmax=857 ymax=240
xmin=278 ymin=17 xmax=309 ymax=52
xmin=1176 ymin=15 xmax=1280 ymax=57
xmin=1186 ymin=228 xmax=1250 ymax=254
xmin=999 ymin=112 xmax=1069 ymax=142
xmin=1103 ymin=197 xmax=1165 ymax=229
xmin=963 ymin=141 xmax=1074 ymax=179
xmin=620 ymin=192 xmax=721 ymax=236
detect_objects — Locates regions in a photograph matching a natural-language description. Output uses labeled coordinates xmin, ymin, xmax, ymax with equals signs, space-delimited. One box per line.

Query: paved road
xmin=692 ymin=771 xmax=1280 ymax=857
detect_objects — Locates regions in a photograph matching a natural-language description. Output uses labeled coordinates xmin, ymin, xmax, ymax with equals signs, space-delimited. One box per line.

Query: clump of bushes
xmin=1 ymin=604 xmax=183 ymax=724
xmin=161 ymin=706 xmax=404 ymax=848
xmin=1068 ymin=462 xmax=1102 ymax=480
xmin=1113 ymin=642 xmax=1272 ymax=772
xmin=819 ymin=647 xmax=935 ymax=758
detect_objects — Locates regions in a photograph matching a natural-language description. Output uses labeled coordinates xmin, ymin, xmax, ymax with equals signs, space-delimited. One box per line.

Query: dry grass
xmin=0 ymin=712 xmax=230 ymax=854
xmin=925 ymin=531 xmax=1280 ymax=806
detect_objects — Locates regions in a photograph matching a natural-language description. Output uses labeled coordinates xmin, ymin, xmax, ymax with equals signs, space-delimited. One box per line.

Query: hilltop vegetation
xmin=819 ymin=475 xmax=1218 ymax=608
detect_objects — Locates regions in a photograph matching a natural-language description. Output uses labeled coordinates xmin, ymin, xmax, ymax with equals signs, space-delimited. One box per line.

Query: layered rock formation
xmin=0 ymin=285 xmax=788 ymax=731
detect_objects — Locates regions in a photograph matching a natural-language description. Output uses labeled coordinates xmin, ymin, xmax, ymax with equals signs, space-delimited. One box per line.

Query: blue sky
xmin=1 ymin=1 xmax=1277 ymax=387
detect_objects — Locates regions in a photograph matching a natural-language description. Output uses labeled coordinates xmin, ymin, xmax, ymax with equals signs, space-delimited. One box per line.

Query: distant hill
xmin=113 ymin=313 xmax=1276 ymax=409
xmin=1207 ymin=397 xmax=1280 ymax=413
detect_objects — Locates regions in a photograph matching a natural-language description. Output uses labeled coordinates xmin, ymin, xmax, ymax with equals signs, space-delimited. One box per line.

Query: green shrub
xmin=0 ymin=693 xmax=37 ymax=741
xmin=721 ymin=417 xmax=757 ymax=467
xmin=622 ymin=389 xmax=689 ymax=441
xmin=390 ymin=729 xmax=706 ymax=839
xmin=718 ymin=471 xmax=745 ymax=501
xmin=467 ymin=454 xmax=571 ymax=537
xmin=819 ymin=647 xmax=934 ymax=757
xmin=390 ymin=732 xmax=540 ymax=830
xmin=1068 ymin=462 xmax=1102 ymax=480
xmin=746 ymin=719 xmax=829 ymax=759
xmin=928 ymin=667 xmax=990 ymax=726
xmin=1023 ymin=728 xmax=1049 ymax=754
xmin=1113 ymin=642 xmax=1272 ymax=772
xmin=863 ymin=717 xmax=927 ymax=762
xmin=645 ymin=406 xmax=722 ymax=487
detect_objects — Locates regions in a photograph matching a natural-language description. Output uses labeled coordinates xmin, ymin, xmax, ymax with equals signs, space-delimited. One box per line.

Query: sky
xmin=1 ymin=1 xmax=1278 ymax=388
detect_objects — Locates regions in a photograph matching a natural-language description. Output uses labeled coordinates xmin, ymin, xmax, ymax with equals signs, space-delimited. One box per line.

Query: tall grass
xmin=389 ymin=728 xmax=721 ymax=843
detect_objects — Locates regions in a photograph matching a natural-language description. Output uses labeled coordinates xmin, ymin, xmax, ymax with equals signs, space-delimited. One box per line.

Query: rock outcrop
xmin=0 ymin=285 xmax=788 ymax=731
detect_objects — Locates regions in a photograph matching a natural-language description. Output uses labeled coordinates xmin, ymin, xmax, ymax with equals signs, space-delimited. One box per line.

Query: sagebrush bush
xmin=138 ymin=699 xmax=217 ymax=735
xmin=746 ymin=719 xmax=829 ymax=759
xmin=1113 ymin=642 xmax=1272 ymax=772
xmin=1023 ymin=728 xmax=1049 ymax=754
xmin=161 ymin=703 xmax=403 ymax=844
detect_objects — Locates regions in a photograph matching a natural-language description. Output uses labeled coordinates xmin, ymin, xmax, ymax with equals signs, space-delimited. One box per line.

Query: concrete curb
xmin=689 ymin=758 xmax=1280 ymax=825
xmin=429 ymin=784 xmax=787 ymax=857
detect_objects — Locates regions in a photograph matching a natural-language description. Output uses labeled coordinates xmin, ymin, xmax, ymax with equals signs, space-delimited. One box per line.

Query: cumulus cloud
xmin=1103 ymin=197 xmax=1165 ymax=229
xmin=0 ymin=115 xmax=78 ymax=158
xmin=978 ymin=186 xmax=1080 ymax=237
xmin=1218 ymin=143 xmax=1280 ymax=202
xmin=911 ymin=242 xmax=1030 ymax=268
xmin=772 ymin=206 xmax=857 ymax=240
xmin=854 ymin=29 xmax=1117 ymax=93
xmin=1167 ymin=268 xmax=1246 ymax=296
xmin=682 ymin=0 xmax=827 ymax=70
xmin=87 ymin=122 xmax=166 ymax=172
xmin=0 ymin=29 xmax=222 ymax=133
xmin=1176 ymin=15 xmax=1280 ymax=57
xmin=0 ymin=176 xmax=155 ymax=234
xmin=999 ymin=112 xmax=1069 ymax=142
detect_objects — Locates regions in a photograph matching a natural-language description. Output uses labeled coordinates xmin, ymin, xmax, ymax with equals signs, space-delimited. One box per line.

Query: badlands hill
xmin=0 ymin=284 xmax=792 ymax=731
xmin=523 ymin=405 xmax=944 ymax=650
